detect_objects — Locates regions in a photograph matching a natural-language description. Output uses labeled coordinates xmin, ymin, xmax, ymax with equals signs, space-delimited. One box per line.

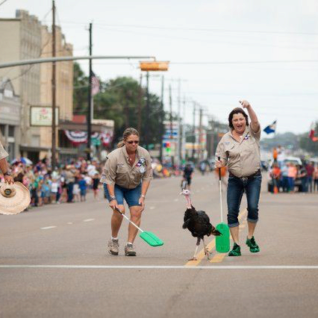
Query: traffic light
xmin=164 ymin=141 xmax=171 ymax=153
xmin=140 ymin=61 xmax=169 ymax=71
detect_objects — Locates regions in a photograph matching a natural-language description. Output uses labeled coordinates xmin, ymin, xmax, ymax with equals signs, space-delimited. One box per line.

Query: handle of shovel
xmin=114 ymin=206 xmax=144 ymax=233
xmin=218 ymin=156 xmax=222 ymax=181
xmin=217 ymin=156 xmax=224 ymax=223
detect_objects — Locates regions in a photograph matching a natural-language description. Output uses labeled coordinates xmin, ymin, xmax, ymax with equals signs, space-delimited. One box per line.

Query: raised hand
xmin=239 ymin=100 xmax=251 ymax=109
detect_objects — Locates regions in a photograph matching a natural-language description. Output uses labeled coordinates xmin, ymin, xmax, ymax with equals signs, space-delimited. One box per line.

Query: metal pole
xmin=137 ymin=73 xmax=143 ymax=134
xmin=169 ymin=85 xmax=174 ymax=166
xmin=87 ymin=23 xmax=92 ymax=161
xmin=145 ymin=71 xmax=150 ymax=150
xmin=192 ymin=102 xmax=196 ymax=160
xmin=0 ymin=56 xmax=156 ymax=69
xmin=182 ymin=97 xmax=186 ymax=161
xmin=51 ymin=0 xmax=57 ymax=170
xmin=199 ymin=108 xmax=203 ymax=161
xmin=177 ymin=79 xmax=181 ymax=167
xmin=159 ymin=75 xmax=164 ymax=162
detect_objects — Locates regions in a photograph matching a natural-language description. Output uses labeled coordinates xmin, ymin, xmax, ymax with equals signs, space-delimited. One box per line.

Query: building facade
xmin=0 ymin=79 xmax=22 ymax=161
xmin=0 ymin=10 xmax=74 ymax=163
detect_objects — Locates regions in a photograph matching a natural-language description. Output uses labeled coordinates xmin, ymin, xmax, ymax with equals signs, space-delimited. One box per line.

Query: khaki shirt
xmin=101 ymin=146 xmax=153 ymax=189
xmin=0 ymin=141 xmax=8 ymax=161
xmin=216 ymin=126 xmax=261 ymax=178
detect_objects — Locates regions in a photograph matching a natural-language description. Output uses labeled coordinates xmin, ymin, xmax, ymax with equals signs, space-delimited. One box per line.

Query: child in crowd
xmin=78 ymin=175 xmax=87 ymax=202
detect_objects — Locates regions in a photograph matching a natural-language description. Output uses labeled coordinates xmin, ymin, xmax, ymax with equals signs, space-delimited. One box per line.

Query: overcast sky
xmin=1 ymin=0 xmax=318 ymax=136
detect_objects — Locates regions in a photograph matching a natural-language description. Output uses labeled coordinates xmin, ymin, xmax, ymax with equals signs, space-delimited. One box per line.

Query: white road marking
xmin=40 ymin=226 xmax=56 ymax=230
xmin=83 ymin=219 xmax=95 ymax=222
xmin=0 ymin=265 xmax=318 ymax=270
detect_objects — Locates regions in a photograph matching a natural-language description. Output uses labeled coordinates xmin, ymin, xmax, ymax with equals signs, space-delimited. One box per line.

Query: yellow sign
xmin=140 ymin=61 xmax=169 ymax=71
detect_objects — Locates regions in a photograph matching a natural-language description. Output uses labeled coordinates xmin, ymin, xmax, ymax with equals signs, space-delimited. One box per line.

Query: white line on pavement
xmin=1 ymin=265 xmax=318 ymax=270
xmin=83 ymin=219 xmax=95 ymax=222
xmin=40 ymin=226 xmax=56 ymax=230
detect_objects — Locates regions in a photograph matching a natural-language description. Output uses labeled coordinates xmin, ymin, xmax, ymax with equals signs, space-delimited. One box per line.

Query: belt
xmin=229 ymin=169 xmax=261 ymax=179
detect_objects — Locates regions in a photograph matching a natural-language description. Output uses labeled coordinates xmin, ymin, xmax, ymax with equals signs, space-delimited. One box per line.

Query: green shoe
xmin=228 ymin=243 xmax=241 ymax=257
xmin=246 ymin=236 xmax=260 ymax=253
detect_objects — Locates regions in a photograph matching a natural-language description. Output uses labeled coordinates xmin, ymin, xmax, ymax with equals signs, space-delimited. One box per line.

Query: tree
xmin=93 ymin=76 xmax=165 ymax=147
xmin=73 ymin=62 xmax=89 ymax=116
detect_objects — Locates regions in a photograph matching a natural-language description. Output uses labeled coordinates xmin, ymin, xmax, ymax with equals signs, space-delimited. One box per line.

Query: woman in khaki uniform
xmin=216 ymin=100 xmax=261 ymax=257
xmin=101 ymin=128 xmax=153 ymax=256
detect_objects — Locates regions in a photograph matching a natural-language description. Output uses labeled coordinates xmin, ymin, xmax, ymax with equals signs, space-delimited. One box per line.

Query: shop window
xmin=9 ymin=126 xmax=15 ymax=137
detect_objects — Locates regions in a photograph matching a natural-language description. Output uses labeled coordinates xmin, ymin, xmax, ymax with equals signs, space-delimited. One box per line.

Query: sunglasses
xmin=127 ymin=140 xmax=139 ymax=144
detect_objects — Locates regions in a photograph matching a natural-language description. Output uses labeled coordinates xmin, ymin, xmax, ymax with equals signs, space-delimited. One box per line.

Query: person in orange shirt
xmin=287 ymin=163 xmax=297 ymax=193
xmin=270 ymin=163 xmax=281 ymax=193
xmin=273 ymin=147 xmax=278 ymax=163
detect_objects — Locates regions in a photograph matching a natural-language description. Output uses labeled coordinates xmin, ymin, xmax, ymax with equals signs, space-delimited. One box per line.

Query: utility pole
xmin=192 ymin=102 xmax=196 ymax=161
xmin=51 ymin=0 xmax=57 ymax=170
xmin=145 ymin=71 xmax=150 ymax=149
xmin=159 ymin=75 xmax=165 ymax=162
xmin=199 ymin=108 xmax=203 ymax=161
xmin=177 ymin=79 xmax=181 ymax=167
xmin=182 ymin=97 xmax=186 ymax=162
xmin=169 ymin=84 xmax=174 ymax=166
xmin=87 ymin=23 xmax=92 ymax=161
xmin=137 ymin=73 xmax=143 ymax=134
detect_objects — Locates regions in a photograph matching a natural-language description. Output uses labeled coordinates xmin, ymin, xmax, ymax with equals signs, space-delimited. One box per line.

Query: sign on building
xmin=30 ymin=106 xmax=59 ymax=127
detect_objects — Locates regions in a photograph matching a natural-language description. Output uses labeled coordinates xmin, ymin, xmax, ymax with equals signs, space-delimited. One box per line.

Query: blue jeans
xmin=307 ymin=176 xmax=313 ymax=193
xmin=103 ymin=183 xmax=142 ymax=207
xmin=227 ymin=174 xmax=262 ymax=228
xmin=282 ymin=176 xmax=289 ymax=192
xmin=288 ymin=177 xmax=295 ymax=192
xmin=67 ymin=182 xmax=74 ymax=202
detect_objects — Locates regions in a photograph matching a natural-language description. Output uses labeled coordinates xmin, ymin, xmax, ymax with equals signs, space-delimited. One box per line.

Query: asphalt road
xmin=1 ymin=174 xmax=318 ymax=318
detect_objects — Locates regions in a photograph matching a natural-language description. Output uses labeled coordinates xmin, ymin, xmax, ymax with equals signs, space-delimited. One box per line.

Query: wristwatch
xmin=109 ymin=195 xmax=116 ymax=201
xmin=141 ymin=194 xmax=146 ymax=199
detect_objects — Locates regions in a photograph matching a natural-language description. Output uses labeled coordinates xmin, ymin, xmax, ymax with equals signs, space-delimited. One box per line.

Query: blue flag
xmin=263 ymin=120 xmax=277 ymax=134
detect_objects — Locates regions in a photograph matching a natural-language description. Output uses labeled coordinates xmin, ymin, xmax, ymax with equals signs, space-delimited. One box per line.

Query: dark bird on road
xmin=181 ymin=190 xmax=221 ymax=261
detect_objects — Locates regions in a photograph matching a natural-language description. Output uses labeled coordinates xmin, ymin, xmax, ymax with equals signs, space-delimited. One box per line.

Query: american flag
xmin=91 ymin=71 xmax=100 ymax=96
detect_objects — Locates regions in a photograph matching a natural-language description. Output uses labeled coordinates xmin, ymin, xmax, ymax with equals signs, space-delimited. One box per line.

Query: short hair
xmin=228 ymin=108 xmax=249 ymax=129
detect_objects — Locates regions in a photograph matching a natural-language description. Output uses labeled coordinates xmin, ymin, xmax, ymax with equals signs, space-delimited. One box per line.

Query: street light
xmin=139 ymin=61 xmax=169 ymax=150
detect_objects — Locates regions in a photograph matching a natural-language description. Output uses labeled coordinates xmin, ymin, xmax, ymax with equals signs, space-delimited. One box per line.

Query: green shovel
xmin=215 ymin=158 xmax=230 ymax=253
xmin=114 ymin=207 xmax=164 ymax=247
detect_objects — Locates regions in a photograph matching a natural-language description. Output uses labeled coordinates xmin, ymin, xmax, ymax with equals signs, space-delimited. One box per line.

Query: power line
xmin=93 ymin=26 xmax=318 ymax=51
xmin=59 ymin=21 xmax=318 ymax=36
xmin=0 ymin=0 xmax=9 ymax=7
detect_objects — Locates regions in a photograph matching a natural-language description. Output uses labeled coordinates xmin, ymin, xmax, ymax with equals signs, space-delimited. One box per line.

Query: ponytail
xmin=117 ymin=140 xmax=125 ymax=148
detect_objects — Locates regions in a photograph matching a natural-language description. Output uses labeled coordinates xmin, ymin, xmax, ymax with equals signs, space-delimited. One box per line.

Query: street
xmin=1 ymin=174 xmax=318 ymax=318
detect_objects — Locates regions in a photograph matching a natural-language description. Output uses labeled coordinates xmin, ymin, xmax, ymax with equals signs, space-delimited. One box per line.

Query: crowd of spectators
xmin=269 ymin=161 xmax=318 ymax=193
xmin=0 ymin=157 xmax=102 ymax=208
